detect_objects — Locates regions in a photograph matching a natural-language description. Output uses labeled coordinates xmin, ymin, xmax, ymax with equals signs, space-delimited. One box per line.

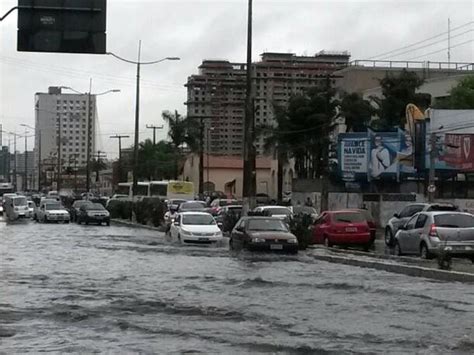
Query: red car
xmin=311 ymin=210 xmax=372 ymax=251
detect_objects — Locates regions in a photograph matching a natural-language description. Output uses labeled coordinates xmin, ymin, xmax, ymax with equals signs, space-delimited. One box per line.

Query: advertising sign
xmin=341 ymin=139 xmax=368 ymax=173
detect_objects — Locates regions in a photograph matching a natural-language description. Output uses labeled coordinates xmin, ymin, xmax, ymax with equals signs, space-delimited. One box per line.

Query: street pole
xmin=110 ymin=134 xmax=129 ymax=183
xmin=207 ymin=128 xmax=210 ymax=188
xmin=133 ymin=41 xmax=142 ymax=197
xmin=13 ymin=133 xmax=17 ymax=191
xmin=199 ymin=116 xmax=204 ymax=195
xmin=24 ymin=129 xmax=28 ymax=191
xmin=242 ymin=0 xmax=256 ymax=210
xmin=57 ymin=114 xmax=62 ymax=192
xmin=428 ymin=132 xmax=436 ymax=202
xmin=146 ymin=124 xmax=163 ymax=145
xmin=38 ymin=131 xmax=41 ymax=191
xmin=86 ymin=80 xmax=93 ymax=193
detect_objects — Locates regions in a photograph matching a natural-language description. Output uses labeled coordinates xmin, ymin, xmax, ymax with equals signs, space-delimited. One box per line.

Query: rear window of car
xmin=266 ymin=208 xmax=291 ymax=216
xmin=333 ymin=212 xmax=365 ymax=223
xmin=427 ymin=204 xmax=458 ymax=212
xmin=434 ymin=214 xmax=474 ymax=228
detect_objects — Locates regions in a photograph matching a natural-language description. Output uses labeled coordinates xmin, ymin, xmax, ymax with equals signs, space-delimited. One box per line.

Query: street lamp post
xmin=107 ymin=47 xmax=179 ymax=197
xmin=60 ymin=85 xmax=120 ymax=192
xmin=206 ymin=127 xmax=215 ymax=191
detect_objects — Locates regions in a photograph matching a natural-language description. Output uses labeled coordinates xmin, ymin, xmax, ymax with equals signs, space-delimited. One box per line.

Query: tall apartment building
xmin=35 ymin=86 xmax=96 ymax=184
xmin=185 ymin=51 xmax=350 ymax=156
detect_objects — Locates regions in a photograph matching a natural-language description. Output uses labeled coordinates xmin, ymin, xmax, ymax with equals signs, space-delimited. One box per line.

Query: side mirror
xmin=173 ymin=221 xmax=179 ymax=226
xmin=399 ymin=225 xmax=406 ymax=230
xmin=235 ymin=226 xmax=244 ymax=232
xmin=394 ymin=213 xmax=400 ymax=218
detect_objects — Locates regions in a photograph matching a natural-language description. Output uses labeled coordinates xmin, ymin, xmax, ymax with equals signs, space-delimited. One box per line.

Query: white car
xmin=170 ymin=212 xmax=223 ymax=244
xmin=253 ymin=205 xmax=293 ymax=221
xmin=37 ymin=201 xmax=70 ymax=223
xmin=27 ymin=201 xmax=36 ymax=217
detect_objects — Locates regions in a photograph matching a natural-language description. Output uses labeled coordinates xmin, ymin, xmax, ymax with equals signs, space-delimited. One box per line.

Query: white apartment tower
xmin=34 ymin=86 xmax=96 ymax=183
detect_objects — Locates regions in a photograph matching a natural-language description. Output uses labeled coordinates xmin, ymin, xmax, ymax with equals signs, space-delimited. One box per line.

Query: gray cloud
xmin=1 ymin=0 xmax=472 ymax=157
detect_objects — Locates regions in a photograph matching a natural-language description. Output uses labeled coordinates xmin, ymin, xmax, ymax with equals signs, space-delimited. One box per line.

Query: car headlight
xmin=287 ymin=238 xmax=298 ymax=244
xmin=213 ymin=231 xmax=223 ymax=237
xmin=181 ymin=229 xmax=192 ymax=236
xmin=251 ymin=237 xmax=266 ymax=243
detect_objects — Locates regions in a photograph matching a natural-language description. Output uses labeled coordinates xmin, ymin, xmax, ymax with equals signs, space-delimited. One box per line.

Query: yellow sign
xmin=168 ymin=181 xmax=194 ymax=195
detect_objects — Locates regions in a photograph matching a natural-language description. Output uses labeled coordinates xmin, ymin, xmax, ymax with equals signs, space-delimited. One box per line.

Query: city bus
xmin=117 ymin=181 xmax=194 ymax=201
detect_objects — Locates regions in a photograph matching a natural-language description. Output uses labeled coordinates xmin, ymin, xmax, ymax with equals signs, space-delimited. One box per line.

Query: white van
xmin=4 ymin=195 xmax=31 ymax=221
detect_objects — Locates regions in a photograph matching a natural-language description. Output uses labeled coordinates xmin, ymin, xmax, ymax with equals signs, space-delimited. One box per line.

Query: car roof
xmin=179 ymin=211 xmax=213 ymax=216
xmin=258 ymin=205 xmax=289 ymax=209
xmin=419 ymin=211 xmax=472 ymax=216
xmin=240 ymin=216 xmax=284 ymax=220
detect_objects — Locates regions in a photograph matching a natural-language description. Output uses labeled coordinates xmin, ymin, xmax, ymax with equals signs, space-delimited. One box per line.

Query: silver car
xmin=385 ymin=203 xmax=458 ymax=246
xmin=394 ymin=211 xmax=474 ymax=262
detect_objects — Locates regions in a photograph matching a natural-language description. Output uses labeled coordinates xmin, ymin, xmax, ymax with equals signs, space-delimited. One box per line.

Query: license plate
xmin=199 ymin=238 xmax=209 ymax=241
xmin=270 ymin=244 xmax=283 ymax=250
xmin=346 ymin=227 xmax=357 ymax=232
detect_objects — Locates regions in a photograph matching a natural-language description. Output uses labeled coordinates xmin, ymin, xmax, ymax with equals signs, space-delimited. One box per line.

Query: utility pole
xmin=38 ymin=131 xmax=41 ymax=191
xmin=23 ymin=129 xmax=28 ymax=191
xmin=132 ymin=41 xmax=142 ymax=197
xmin=428 ymin=132 xmax=437 ymax=202
xmin=86 ymin=79 xmax=93 ymax=193
xmin=57 ymin=114 xmax=62 ymax=192
xmin=146 ymin=124 xmax=163 ymax=145
xmin=320 ymin=74 xmax=332 ymax=212
xmin=110 ymin=134 xmax=129 ymax=183
xmin=13 ymin=133 xmax=17 ymax=191
xmin=448 ymin=18 xmax=451 ymax=65
xmin=92 ymin=151 xmax=107 ymax=194
xmin=242 ymin=0 xmax=256 ymax=211
xmin=199 ymin=116 xmax=204 ymax=195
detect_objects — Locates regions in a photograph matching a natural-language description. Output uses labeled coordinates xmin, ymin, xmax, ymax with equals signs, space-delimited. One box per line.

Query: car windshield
xmin=13 ymin=197 xmax=27 ymax=206
xmin=427 ymin=204 xmax=458 ymax=212
xmin=333 ymin=212 xmax=365 ymax=223
xmin=73 ymin=201 xmax=91 ymax=208
xmin=434 ymin=214 xmax=474 ymax=228
xmin=45 ymin=203 xmax=61 ymax=210
xmin=218 ymin=200 xmax=235 ymax=206
xmin=293 ymin=206 xmax=317 ymax=214
xmin=247 ymin=219 xmax=288 ymax=231
xmin=266 ymin=207 xmax=291 ymax=216
xmin=182 ymin=214 xmax=216 ymax=225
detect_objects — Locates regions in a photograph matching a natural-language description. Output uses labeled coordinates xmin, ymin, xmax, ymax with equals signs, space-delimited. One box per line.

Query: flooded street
xmin=1 ymin=220 xmax=473 ymax=354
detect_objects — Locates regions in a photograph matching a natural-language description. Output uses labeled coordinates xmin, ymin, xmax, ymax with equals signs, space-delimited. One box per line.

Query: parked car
xmin=36 ymin=201 xmax=70 ymax=223
xmin=253 ymin=205 xmax=292 ymax=221
xmin=215 ymin=205 xmax=243 ymax=231
xmin=178 ymin=201 xmax=207 ymax=212
xmin=311 ymin=210 xmax=372 ymax=251
xmin=208 ymin=199 xmax=239 ymax=216
xmin=394 ymin=211 xmax=474 ymax=262
xmin=3 ymin=195 xmax=31 ymax=221
xmin=69 ymin=200 xmax=94 ymax=222
xmin=77 ymin=203 xmax=110 ymax=226
xmin=170 ymin=212 xmax=223 ymax=244
xmin=106 ymin=194 xmax=129 ymax=207
xmin=230 ymin=216 xmax=298 ymax=254
xmin=385 ymin=203 xmax=459 ymax=246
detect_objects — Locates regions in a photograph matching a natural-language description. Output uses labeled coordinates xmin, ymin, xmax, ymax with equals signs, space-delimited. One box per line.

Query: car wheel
xmin=363 ymin=243 xmax=372 ymax=252
xmin=420 ymin=243 xmax=433 ymax=260
xmin=394 ymin=241 xmax=403 ymax=256
xmin=470 ymin=256 xmax=474 ymax=264
xmin=229 ymin=238 xmax=234 ymax=250
xmin=385 ymin=228 xmax=395 ymax=247
xmin=106 ymin=221 xmax=110 ymax=226
xmin=85 ymin=221 xmax=89 ymax=225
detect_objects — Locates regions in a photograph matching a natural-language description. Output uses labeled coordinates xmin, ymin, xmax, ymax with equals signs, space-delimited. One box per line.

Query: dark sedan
xmin=69 ymin=200 xmax=93 ymax=222
xmin=230 ymin=217 xmax=298 ymax=254
xmin=77 ymin=203 xmax=111 ymax=226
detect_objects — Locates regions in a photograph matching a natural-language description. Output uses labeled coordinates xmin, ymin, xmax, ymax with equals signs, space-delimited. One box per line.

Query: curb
xmin=111 ymin=219 xmax=165 ymax=232
xmin=308 ymin=252 xmax=474 ymax=283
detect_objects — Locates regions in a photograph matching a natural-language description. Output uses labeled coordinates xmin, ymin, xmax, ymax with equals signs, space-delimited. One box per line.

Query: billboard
xmin=338 ymin=129 xmax=415 ymax=181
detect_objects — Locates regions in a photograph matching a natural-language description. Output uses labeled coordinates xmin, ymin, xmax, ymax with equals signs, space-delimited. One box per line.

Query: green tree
xmin=339 ymin=92 xmax=375 ymax=132
xmin=264 ymin=80 xmax=338 ymax=180
xmin=90 ymin=158 xmax=107 ymax=182
xmin=136 ymin=139 xmax=176 ymax=181
xmin=371 ymin=69 xmax=428 ymax=129
xmin=442 ymin=76 xmax=474 ymax=109
xmin=162 ymin=110 xmax=200 ymax=178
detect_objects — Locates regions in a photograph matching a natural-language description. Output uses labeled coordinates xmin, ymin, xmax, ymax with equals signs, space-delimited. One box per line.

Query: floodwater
xmin=1 ymin=220 xmax=473 ymax=354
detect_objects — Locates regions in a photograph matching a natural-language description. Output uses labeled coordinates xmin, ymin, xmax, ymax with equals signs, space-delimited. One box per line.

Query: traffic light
xmin=17 ymin=0 xmax=106 ymax=54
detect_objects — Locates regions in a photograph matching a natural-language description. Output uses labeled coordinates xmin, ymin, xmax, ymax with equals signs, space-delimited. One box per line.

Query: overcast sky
xmin=1 ymin=0 xmax=473 ymax=158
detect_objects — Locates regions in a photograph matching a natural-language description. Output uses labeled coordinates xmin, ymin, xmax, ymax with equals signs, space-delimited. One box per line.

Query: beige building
xmin=185 ymin=51 xmax=350 ymax=156
xmin=181 ymin=154 xmax=294 ymax=199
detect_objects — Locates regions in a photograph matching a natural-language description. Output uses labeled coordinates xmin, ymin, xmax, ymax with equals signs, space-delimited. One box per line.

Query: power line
xmin=406 ymin=39 xmax=474 ymax=60
xmin=377 ymin=29 xmax=473 ymax=60
xmin=367 ymin=21 xmax=474 ymax=59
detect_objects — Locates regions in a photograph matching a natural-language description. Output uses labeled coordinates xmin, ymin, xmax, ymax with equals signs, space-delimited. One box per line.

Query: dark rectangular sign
xmin=17 ymin=0 xmax=106 ymax=54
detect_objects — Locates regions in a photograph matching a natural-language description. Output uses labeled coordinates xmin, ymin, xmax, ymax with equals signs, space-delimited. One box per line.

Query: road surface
xmin=1 ymin=219 xmax=473 ymax=353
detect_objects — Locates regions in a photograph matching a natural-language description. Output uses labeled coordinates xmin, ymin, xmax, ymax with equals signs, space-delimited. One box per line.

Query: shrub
xmin=134 ymin=197 xmax=166 ymax=227
xmin=107 ymin=199 xmax=132 ymax=220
